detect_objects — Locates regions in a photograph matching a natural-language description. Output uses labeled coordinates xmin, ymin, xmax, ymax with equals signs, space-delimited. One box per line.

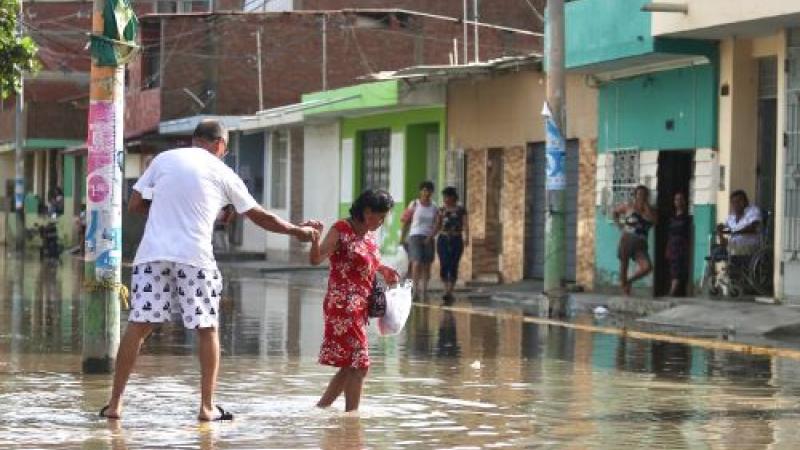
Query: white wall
xmin=265 ymin=130 xmax=290 ymax=257
xmin=652 ymin=0 xmax=800 ymax=38
xmin=303 ymin=122 xmax=341 ymax=228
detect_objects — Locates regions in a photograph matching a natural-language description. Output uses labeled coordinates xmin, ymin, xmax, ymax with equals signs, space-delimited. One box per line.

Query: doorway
xmin=756 ymin=56 xmax=777 ymax=243
xmin=654 ymin=151 xmax=694 ymax=297
xmin=524 ymin=140 xmax=579 ymax=281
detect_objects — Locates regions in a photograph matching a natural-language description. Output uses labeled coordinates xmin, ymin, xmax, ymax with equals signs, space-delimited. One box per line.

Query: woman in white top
xmin=401 ymin=181 xmax=438 ymax=299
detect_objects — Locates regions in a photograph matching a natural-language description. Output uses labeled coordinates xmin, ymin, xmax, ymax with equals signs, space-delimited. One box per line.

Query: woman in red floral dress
xmin=310 ymin=189 xmax=399 ymax=412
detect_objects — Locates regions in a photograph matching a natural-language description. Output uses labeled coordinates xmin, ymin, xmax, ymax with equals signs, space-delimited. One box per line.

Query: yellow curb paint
xmin=414 ymin=303 xmax=800 ymax=360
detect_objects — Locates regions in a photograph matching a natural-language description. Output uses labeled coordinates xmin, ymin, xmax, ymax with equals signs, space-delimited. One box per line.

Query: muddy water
xmin=2 ymin=255 xmax=800 ymax=449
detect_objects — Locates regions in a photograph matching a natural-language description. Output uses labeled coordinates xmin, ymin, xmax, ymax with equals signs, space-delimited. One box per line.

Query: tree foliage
xmin=0 ymin=0 xmax=39 ymax=98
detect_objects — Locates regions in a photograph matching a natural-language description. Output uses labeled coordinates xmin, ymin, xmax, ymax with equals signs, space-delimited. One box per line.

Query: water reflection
xmin=1 ymin=255 xmax=800 ymax=448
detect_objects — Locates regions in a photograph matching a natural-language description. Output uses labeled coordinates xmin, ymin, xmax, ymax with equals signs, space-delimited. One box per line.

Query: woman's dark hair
xmin=730 ymin=189 xmax=749 ymax=205
xmin=349 ymin=189 xmax=395 ymax=221
xmin=634 ymin=184 xmax=650 ymax=199
xmin=419 ymin=180 xmax=435 ymax=192
xmin=442 ymin=186 xmax=459 ymax=200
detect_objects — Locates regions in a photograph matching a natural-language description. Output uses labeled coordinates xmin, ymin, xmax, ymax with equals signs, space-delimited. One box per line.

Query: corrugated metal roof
xmin=365 ymin=53 xmax=542 ymax=82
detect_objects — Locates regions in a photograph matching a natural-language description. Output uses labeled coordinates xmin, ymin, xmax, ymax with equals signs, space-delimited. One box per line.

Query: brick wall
xmin=25 ymin=1 xmax=92 ymax=72
xmin=124 ymin=88 xmax=161 ymax=138
xmin=576 ymin=138 xmax=597 ymax=289
xmin=295 ymin=0 xmax=545 ymax=32
xmin=500 ymin=145 xmax=525 ymax=282
xmin=463 ymin=147 xmax=485 ymax=280
xmin=142 ymin=11 xmax=540 ymax=120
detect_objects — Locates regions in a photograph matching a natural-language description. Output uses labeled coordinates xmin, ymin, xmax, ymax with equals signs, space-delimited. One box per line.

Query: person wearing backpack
xmin=401 ymin=181 xmax=438 ymax=300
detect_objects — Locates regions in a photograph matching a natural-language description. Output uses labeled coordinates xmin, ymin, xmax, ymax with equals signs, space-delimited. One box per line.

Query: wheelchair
xmin=700 ymin=214 xmax=772 ymax=298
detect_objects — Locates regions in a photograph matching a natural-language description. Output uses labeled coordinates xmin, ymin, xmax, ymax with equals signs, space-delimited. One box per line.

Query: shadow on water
xmin=1 ymin=254 xmax=800 ymax=448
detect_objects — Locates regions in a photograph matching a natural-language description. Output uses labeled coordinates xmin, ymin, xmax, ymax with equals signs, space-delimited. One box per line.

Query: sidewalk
xmin=478 ymin=279 xmax=800 ymax=348
xmin=216 ymin=257 xmax=800 ymax=349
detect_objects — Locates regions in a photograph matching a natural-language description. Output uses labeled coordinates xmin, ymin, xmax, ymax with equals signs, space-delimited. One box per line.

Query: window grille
xmin=361 ymin=129 xmax=391 ymax=192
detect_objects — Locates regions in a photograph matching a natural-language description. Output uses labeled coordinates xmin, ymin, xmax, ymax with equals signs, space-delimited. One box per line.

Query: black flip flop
xmin=211 ymin=405 xmax=233 ymax=421
xmin=98 ymin=405 xmax=120 ymax=420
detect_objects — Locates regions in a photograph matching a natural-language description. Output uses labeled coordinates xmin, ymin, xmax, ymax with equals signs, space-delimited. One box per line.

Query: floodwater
xmin=2 ymin=255 xmax=800 ymax=449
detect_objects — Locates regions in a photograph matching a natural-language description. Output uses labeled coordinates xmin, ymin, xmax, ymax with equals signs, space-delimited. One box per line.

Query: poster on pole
xmin=86 ymin=96 xmax=123 ymax=281
xmin=542 ymin=102 xmax=566 ymax=191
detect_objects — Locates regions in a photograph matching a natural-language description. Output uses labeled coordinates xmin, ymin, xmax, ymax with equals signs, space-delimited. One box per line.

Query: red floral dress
xmin=318 ymin=220 xmax=380 ymax=369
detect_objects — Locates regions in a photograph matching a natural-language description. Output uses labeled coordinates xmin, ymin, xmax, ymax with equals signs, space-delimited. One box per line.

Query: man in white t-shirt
xmin=719 ymin=190 xmax=762 ymax=257
xmin=99 ymin=120 xmax=319 ymax=422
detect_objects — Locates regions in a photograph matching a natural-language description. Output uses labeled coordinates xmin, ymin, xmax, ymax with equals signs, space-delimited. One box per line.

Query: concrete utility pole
xmin=543 ymin=0 xmax=566 ymax=298
xmin=13 ymin=0 xmax=25 ymax=252
xmin=473 ymin=0 xmax=480 ymax=62
xmin=82 ymin=0 xmax=136 ymax=373
xmin=256 ymin=29 xmax=263 ymax=111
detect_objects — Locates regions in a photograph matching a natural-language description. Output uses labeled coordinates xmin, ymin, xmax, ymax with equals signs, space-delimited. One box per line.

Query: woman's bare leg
xmin=317 ymin=368 xmax=348 ymax=408
xmin=343 ymin=368 xmax=368 ymax=412
xmin=628 ymin=255 xmax=652 ymax=285
xmin=619 ymin=257 xmax=630 ymax=295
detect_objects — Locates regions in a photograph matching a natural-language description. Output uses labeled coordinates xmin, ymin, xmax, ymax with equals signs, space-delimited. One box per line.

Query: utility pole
xmin=82 ymin=0 xmax=137 ymax=373
xmin=473 ymin=0 xmax=479 ymax=62
xmin=13 ymin=0 xmax=25 ymax=252
xmin=462 ymin=0 xmax=468 ymax=64
xmin=256 ymin=29 xmax=263 ymax=111
xmin=543 ymin=0 xmax=566 ymax=300
xmin=321 ymin=14 xmax=327 ymax=90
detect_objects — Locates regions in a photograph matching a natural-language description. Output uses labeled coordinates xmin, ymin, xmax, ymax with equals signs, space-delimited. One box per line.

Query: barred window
xmin=361 ymin=129 xmax=391 ymax=192
xmin=611 ymin=149 xmax=640 ymax=207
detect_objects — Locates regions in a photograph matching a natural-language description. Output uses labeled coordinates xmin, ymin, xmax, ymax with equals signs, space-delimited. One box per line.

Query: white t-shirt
xmin=408 ymin=200 xmax=438 ymax=237
xmin=726 ymin=205 xmax=762 ymax=254
xmin=132 ymin=147 xmax=259 ymax=270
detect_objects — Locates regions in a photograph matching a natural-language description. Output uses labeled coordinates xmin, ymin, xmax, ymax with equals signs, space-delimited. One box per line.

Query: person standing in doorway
xmin=310 ymin=189 xmax=399 ymax=412
xmin=401 ymin=181 xmax=438 ymax=300
xmin=435 ymin=186 xmax=469 ymax=301
xmin=666 ymin=191 xmax=691 ymax=296
xmin=613 ymin=185 xmax=657 ymax=295
xmin=99 ymin=120 xmax=319 ymax=421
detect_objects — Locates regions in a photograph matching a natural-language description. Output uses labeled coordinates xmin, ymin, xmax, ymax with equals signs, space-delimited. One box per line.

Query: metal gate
xmin=783 ymin=29 xmax=800 ymax=301
xmin=524 ymin=140 xmax=579 ymax=281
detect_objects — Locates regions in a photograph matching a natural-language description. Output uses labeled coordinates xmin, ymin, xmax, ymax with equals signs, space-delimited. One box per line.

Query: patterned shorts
xmin=129 ymin=261 xmax=223 ymax=329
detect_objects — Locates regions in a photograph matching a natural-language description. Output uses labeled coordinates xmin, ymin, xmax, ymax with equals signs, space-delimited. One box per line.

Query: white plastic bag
xmin=378 ymin=280 xmax=414 ymax=336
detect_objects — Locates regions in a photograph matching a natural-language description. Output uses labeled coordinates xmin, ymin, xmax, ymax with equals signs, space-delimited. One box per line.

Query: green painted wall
xmin=338 ymin=107 xmax=445 ymax=254
xmin=565 ymin=0 xmax=653 ymax=68
xmin=405 ymin=123 xmax=439 ymax=202
xmin=303 ymin=80 xmax=400 ymax=116
xmin=598 ymin=64 xmax=718 ymax=151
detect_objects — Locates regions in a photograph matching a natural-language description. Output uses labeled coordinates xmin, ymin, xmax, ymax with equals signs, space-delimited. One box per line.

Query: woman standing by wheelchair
xmin=613 ymin=185 xmax=658 ymax=295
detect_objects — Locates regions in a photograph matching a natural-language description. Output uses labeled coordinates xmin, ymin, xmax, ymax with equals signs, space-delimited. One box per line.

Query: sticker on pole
xmin=543 ymin=102 xmax=566 ymax=191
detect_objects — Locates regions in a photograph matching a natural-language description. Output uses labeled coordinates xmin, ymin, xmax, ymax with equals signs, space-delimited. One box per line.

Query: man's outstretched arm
xmin=243 ymin=206 xmax=318 ymax=242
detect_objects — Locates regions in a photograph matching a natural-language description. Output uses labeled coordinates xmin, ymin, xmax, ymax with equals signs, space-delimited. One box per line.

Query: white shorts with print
xmin=129 ymin=261 xmax=223 ymax=329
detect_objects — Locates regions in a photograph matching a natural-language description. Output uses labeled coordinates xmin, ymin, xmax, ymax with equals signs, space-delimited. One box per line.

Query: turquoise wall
xmin=564 ymin=0 xmax=717 ymax=69
xmin=565 ymin=0 xmax=653 ymax=68
xmin=691 ymin=205 xmax=715 ymax=287
xmin=598 ymin=64 xmax=718 ymax=151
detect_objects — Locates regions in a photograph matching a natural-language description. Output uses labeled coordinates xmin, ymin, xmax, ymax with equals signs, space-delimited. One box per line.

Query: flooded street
xmin=2 ymin=254 xmax=800 ymax=449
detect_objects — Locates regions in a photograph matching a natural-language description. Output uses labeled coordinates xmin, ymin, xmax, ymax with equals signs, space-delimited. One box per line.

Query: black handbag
xmin=367 ymin=277 xmax=387 ymax=318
